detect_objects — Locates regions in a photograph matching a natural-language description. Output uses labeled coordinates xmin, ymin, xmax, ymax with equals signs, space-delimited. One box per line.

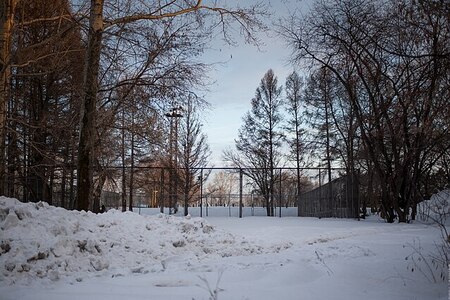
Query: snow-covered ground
xmin=0 ymin=195 xmax=448 ymax=300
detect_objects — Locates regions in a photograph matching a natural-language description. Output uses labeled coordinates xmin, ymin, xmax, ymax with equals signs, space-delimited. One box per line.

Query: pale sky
xmin=201 ymin=0 xmax=312 ymax=166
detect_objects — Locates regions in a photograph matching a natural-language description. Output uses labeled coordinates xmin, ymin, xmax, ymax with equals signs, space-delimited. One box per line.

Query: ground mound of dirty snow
xmin=0 ymin=197 xmax=290 ymax=284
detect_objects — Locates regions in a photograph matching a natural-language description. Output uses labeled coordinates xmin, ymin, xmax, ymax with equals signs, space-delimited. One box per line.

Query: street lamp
xmin=165 ymin=106 xmax=183 ymax=215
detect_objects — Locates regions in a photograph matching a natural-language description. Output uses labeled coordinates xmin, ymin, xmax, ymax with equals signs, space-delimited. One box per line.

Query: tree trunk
xmin=68 ymin=139 xmax=76 ymax=210
xmin=0 ymin=0 xmax=16 ymax=196
xmin=92 ymin=170 xmax=106 ymax=213
xmin=6 ymin=96 xmax=17 ymax=198
xmin=184 ymin=172 xmax=190 ymax=216
xmin=128 ymin=130 xmax=134 ymax=212
xmin=61 ymin=164 xmax=67 ymax=208
xmin=121 ymin=110 xmax=126 ymax=211
xmin=322 ymin=68 xmax=333 ymax=214
xmin=380 ymin=188 xmax=395 ymax=223
xmin=48 ymin=167 xmax=54 ymax=205
xmin=76 ymin=0 xmax=104 ymax=211
xmin=295 ymin=118 xmax=301 ymax=210
xmin=269 ymin=94 xmax=274 ymax=217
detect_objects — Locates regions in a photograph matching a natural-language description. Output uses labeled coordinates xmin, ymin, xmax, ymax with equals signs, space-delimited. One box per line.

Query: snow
xmin=417 ymin=189 xmax=450 ymax=225
xmin=0 ymin=195 xmax=448 ymax=300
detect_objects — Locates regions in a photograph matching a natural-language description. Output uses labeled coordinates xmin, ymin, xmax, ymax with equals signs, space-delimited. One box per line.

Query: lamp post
xmin=165 ymin=106 xmax=183 ymax=215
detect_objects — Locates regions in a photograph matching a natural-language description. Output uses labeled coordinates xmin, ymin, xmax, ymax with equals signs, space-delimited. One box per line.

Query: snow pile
xmin=0 ymin=197 xmax=290 ymax=284
xmin=417 ymin=189 xmax=449 ymax=225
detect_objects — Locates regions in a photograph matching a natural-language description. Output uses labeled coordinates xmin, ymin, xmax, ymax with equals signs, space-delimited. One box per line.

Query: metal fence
xmin=7 ymin=166 xmax=360 ymax=219
xmin=135 ymin=206 xmax=299 ymax=218
xmin=96 ymin=167 xmax=360 ymax=219
xmin=298 ymin=175 xmax=359 ymax=218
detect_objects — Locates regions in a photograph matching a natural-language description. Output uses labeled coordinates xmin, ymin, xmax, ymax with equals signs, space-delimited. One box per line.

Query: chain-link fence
xmin=7 ymin=166 xmax=360 ymax=218
xmin=94 ymin=166 xmax=360 ymax=218
xmin=298 ymin=175 xmax=359 ymax=218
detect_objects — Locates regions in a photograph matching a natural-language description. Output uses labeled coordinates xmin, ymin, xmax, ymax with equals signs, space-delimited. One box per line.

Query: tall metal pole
xmin=165 ymin=106 xmax=183 ymax=215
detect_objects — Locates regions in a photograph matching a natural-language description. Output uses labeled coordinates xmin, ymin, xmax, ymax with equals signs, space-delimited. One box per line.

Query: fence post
xmin=200 ymin=168 xmax=203 ymax=218
xmin=355 ymin=171 xmax=360 ymax=220
xmin=229 ymin=193 xmax=232 ymax=217
xmin=239 ymin=168 xmax=243 ymax=218
xmin=160 ymin=168 xmax=164 ymax=213
xmin=279 ymin=168 xmax=282 ymax=218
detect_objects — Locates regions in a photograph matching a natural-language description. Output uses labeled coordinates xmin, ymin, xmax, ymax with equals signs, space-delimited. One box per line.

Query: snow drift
xmin=0 ymin=197 xmax=290 ymax=284
xmin=417 ymin=189 xmax=449 ymax=225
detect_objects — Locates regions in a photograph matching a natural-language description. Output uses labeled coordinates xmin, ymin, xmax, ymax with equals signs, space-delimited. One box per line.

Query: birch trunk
xmin=76 ymin=0 xmax=104 ymax=211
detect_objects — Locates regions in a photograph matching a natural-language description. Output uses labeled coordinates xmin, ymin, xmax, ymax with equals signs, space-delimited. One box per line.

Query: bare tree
xmin=1 ymin=0 xmax=76 ymax=197
xmin=178 ymin=96 xmax=211 ymax=216
xmin=285 ymin=71 xmax=305 ymax=203
xmin=87 ymin=15 xmax=211 ymax=212
xmin=75 ymin=0 xmax=267 ymax=211
xmin=0 ymin=0 xmax=83 ymax=206
xmin=206 ymin=171 xmax=237 ymax=206
xmin=279 ymin=0 xmax=450 ymax=222
xmin=0 ymin=0 xmax=16 ymax=196
xmin=224 ymin=69 xmax=284 ymax=216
